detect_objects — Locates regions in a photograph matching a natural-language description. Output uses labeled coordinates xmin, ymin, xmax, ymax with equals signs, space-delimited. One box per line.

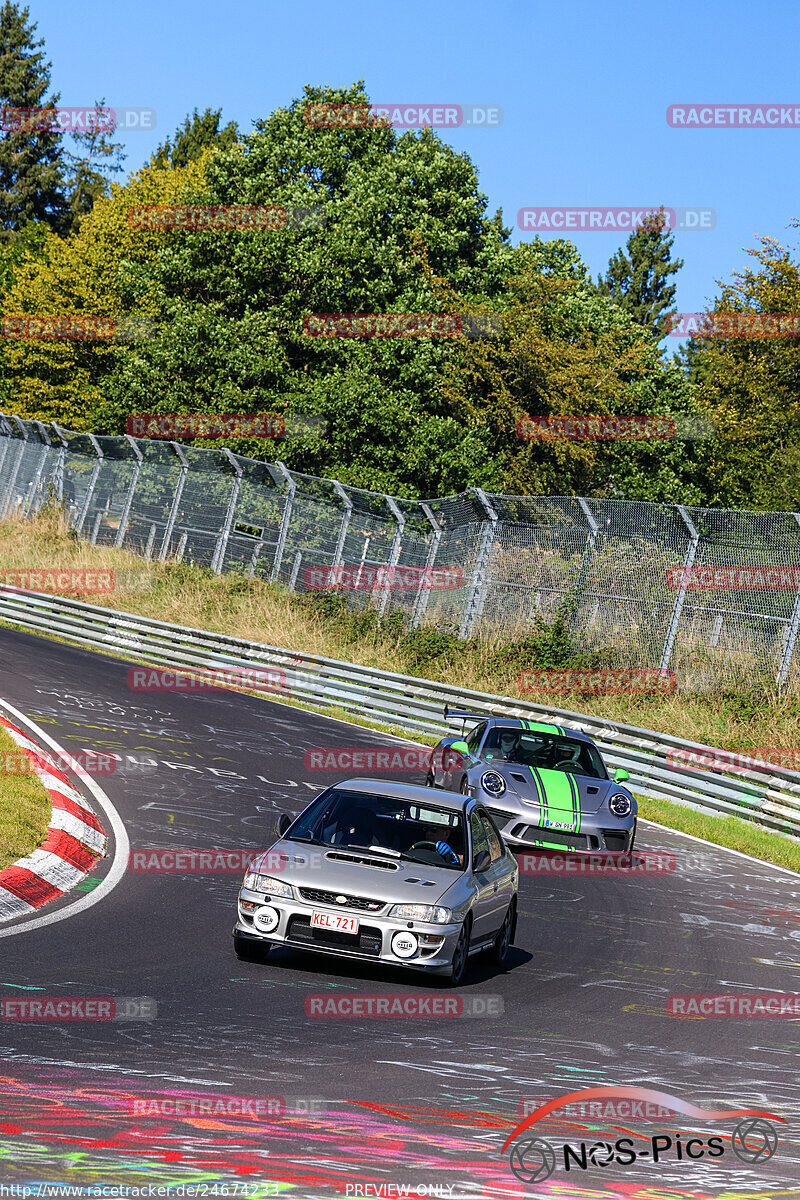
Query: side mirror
xmin=614 ymin=769 xmax=630 ymax=783
xmin=276 ymin=813 xmax=291 ymax=837
xmin=473 ymin=849 xmax=491 ymax=874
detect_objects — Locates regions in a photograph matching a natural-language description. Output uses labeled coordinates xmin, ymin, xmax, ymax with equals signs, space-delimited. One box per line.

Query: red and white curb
xmin=0 ymin=713 xmax=108 ymax=921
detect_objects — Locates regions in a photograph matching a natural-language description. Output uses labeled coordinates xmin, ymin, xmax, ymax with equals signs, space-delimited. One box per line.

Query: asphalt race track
xmin=0 ymin=624 xmax=798 ymax=1198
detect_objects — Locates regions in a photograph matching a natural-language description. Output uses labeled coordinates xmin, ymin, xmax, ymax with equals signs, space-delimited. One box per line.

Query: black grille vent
xmin=299 ymin=887 xmax=385 ymax=912
xmin=286 ymin=916 xmax=382 ymax=957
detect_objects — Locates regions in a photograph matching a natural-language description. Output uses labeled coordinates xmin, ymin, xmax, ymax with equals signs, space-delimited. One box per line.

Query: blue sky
xmin=30 ymin=0 xmax=800 ymax=317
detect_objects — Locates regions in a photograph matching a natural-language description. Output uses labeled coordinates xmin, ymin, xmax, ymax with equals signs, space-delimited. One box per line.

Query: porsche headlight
xmin=481 ymin=771 xmax=506 ymax=797
xmin=389 ymin=903 xmax=452 ymax=924
xmin=242 ymin=873 xmax=292 ymax=898
xmin=609 ymin=793 xmax=632 ymax=817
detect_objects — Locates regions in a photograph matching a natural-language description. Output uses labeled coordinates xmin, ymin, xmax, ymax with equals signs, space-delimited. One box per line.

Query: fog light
xmin=253 ymin=905 xmax=280 ymax=933
xmin=391 ymin=931 xmax=419 ymax=959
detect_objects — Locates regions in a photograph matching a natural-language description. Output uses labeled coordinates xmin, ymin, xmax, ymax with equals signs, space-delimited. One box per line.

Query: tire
xmin=629 ymin=818 xmax=637 ymax=853
xmin=424 ymin=770 xmax=435 ymax=788
xmin=489 ymin=900 xmax=515 ymax=967
xmin=234 ymin=934 xmax=271 ymax=963
xmin=445 ymin=919 xmax=471 ymax=987
xmin=460 ymin=777 xmax=470 ymax=795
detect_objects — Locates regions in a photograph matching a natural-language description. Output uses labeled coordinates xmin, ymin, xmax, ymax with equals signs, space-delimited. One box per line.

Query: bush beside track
xmin=0 ymin=722 xmax=50 ymax=870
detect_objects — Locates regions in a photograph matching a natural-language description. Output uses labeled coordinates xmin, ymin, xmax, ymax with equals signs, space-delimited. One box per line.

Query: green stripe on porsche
xmin=528 ymin=766 xmax=548 ymax=826
xmin=522 ymin=720 xmax=563 ymax=735
xmin=531 ymin=767 xmax=582 ymax=833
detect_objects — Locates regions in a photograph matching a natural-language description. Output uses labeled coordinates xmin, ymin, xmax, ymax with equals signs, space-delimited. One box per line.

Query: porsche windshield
xmin=482 ymin=728 xmax=608 ymax=780
xmin=287 ymin=789 xmax=467 ymax=869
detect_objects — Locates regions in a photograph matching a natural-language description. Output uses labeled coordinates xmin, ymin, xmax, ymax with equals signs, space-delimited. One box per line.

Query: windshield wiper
xmin=286 ymin=834 xmax=324 ymax=845
xmin=341 ymin=843 xmax=400 ymax=857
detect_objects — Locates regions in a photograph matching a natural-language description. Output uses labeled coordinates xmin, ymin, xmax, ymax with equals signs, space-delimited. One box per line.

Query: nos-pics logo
xmin=503 ymin=1086 xmax=782 ymax=1185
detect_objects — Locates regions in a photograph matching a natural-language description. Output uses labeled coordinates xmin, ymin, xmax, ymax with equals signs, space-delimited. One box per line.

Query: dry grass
xmin=2 ymin=507 xmax=800 ymax=752
xmin=0 ymin=723 xmax=51 ymax=870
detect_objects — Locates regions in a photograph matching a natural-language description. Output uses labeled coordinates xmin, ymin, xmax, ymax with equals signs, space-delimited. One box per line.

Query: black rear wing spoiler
xmin=443 ymin=704 xmax=494 ymax=722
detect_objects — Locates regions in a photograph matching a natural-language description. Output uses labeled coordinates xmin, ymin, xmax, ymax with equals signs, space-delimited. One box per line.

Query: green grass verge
xmin=0 ymin=723 xmax=51 ymax=871
xmin=637 ymin=794 xmax=800 ymax=873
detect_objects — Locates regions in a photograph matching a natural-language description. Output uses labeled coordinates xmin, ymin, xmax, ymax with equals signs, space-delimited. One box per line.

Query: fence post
xmin=377 ymin=496 xmax=405 ymax=618
xmin=459 ymin=488 xmax=499 ymax=639
xmin=659 ymin=505 xmax=699 ymax=673
xmin=571 ymin=497 xmax=600 ymax=629
xmin=24 ymin=421 xmax=53 ymax=517
xmin=411 ymin=503 xmax=443 ymax=628
xmin=271 ymin=461 xmax=296 ymax=583
xmin=115 ymin=436 xmax=143 ymax=549
xmin=211 ymin=449 xmax=244 ymax=574
xmin=0 ymin=413 xmax=11 ymax=485
xmin=74 ymin=433 xmax=104 ymax=535
xmin=776 ymin=513 xmax=800 ymax=688
xmin=159 ymin=442 xmax=189 ymax=561
xmin=0 ymin=418 xmax=29 ymax=519
xmin=330 ymin=481 xmax=353 ymax=582
xmin=50 ymin=423 xmax=69 ymax=505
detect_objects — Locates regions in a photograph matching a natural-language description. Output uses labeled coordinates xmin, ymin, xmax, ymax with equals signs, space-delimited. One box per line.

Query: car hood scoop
xmin=325 ymin=850 xmax=399 ymax=870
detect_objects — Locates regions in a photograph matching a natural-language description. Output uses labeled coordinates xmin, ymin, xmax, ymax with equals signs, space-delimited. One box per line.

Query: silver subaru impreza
xmin=233 ymin=778 xmax=519 ymax=985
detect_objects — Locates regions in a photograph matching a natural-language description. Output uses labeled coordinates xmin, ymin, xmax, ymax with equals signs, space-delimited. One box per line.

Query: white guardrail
xmin=1 ymin=589 xmax=799 ymax=842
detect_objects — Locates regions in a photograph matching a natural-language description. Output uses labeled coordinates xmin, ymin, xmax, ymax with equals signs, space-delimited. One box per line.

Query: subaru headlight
xmin=242 ymin=873 xmax=293 ymax=898
xmin=481 ymin=770 xmax=506 ymax=797
xmin=609 ymin=793 xmax=632 ymax=817
xmin=389 ymin=903 xmax=452 ymax=924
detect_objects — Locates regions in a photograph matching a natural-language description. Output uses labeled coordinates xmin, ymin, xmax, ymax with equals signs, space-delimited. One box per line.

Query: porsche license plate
xmin=545 ymin=820 xmax=575 ymax=830
xmin=311 ymin=910 xmax=359 ymax=934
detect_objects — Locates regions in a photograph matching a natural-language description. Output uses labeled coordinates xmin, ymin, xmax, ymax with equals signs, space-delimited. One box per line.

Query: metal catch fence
xmin=2 ymin=411 xmax=800 ymax=687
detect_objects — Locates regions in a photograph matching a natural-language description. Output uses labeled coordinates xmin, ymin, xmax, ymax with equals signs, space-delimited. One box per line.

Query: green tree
xmin=100 ymin=82 xmax=511 ymax=495
xmin=0 ymin=1 xmax=68 ymax=240
xmin=151 ymin=107 xmax=239 ymax=170
xmin=682 ymin=236 xmax=800 ymax=510
xmin=597 ymin=208 xmax=683 ymax=340
xmin=63 ymin=98 xmax=127 ymax=232
xmin=440 ymin=238 xmax=709 ymax=502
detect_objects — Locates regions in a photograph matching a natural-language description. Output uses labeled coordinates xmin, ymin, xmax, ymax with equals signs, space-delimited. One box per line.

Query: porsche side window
xmin=479 ymin=812 xmax=504 ymax=862
xmin=466 ymin=722 xmax=486 ymax=755
xmin=470 ymin=811 xmax=489 ymax=861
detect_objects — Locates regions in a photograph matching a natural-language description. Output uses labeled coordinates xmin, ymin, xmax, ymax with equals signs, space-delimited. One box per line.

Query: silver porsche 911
xmin=426 ymin=709 xmax=637 ymax=856
xmin=233 ymin=778 xmax=518 ymax=985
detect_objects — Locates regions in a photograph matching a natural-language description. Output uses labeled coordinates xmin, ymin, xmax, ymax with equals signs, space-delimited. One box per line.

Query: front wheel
xmin=424 ymin=770 xmax=435 ymax=788
xmin=445 ymin=920 xmax=471 ymax=987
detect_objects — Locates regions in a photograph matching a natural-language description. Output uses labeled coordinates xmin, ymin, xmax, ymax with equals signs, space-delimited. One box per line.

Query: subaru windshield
xmin=286 ymin=788 xmax=467 ymax=869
